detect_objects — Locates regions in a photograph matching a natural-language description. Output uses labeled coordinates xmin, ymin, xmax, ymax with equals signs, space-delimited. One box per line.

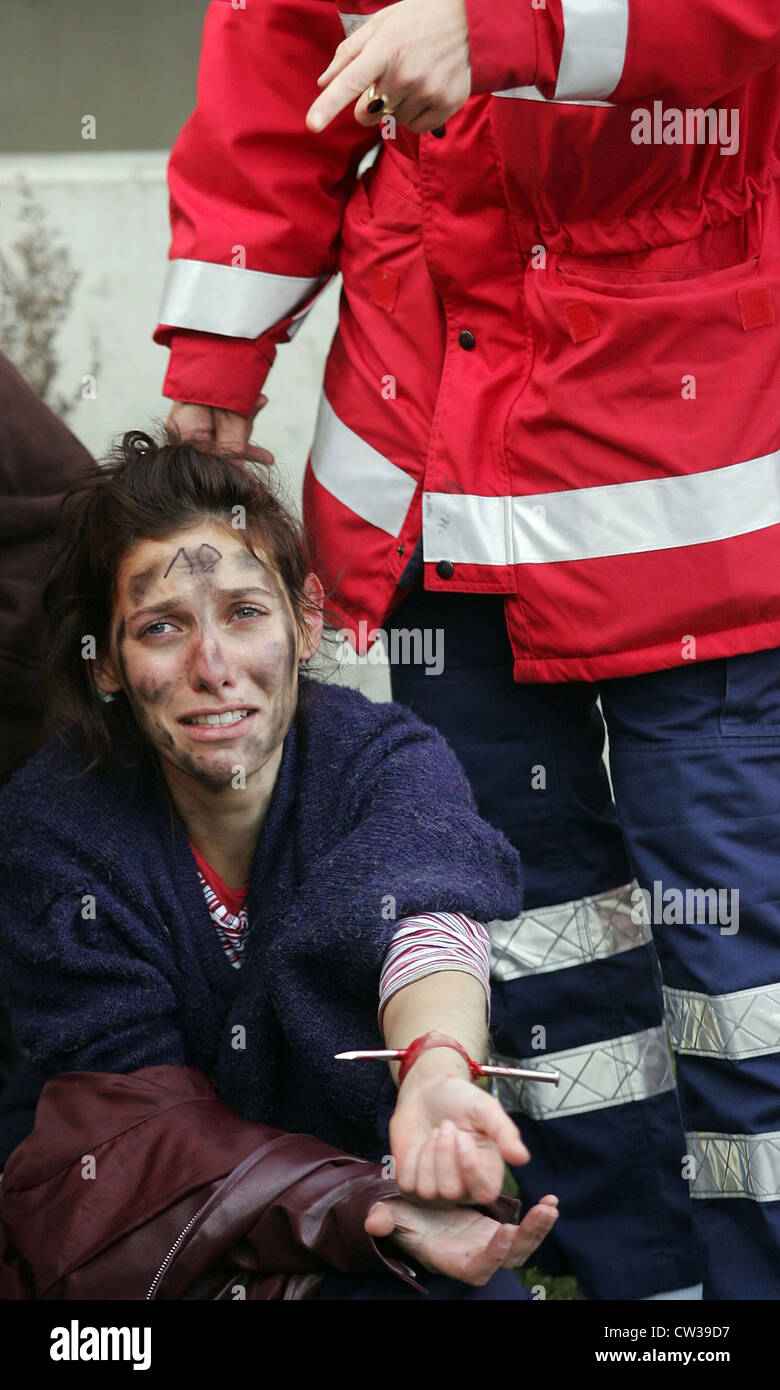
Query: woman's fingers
xmin=455 ymin=1220 xmax=522 ymax=1286
xmin=402 ymin=1123 xmax=496 ymax=1203
xmin=460 ymin=1202 xmax=559 ymax=1282
xmin=499 ymin=1199 xmax=559 ymax=1268
xmin=433 ymin=1119 xmax=468 ymax=1201
xmin=395 ymin=1134 xmax=425 ymax=1195
xmin=466 ymin=1088 xmax=530 ymax=1166
xmin=454 ymin=1129 xmax=502 ymax=1205
xmin=414 ymin=1126 xmax=442 ymax=1201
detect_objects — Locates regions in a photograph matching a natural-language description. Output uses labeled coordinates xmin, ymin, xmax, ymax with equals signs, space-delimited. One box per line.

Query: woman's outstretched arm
xmin=383 ymin=971 xmax=531 ymax=1204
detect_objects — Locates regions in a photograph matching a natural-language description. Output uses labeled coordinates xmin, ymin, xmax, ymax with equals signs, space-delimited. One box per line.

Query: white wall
xmin=0 ymin=150 xmax=391 ymax=698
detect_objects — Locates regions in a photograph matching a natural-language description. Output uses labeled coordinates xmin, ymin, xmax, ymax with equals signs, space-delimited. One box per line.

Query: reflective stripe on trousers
xmin=489 ymin=886 xmax=677 ymax=1118
xmin=390 ymin=586 xmax=780 ymax=1297
xmin=582 ymin=645 xmax=780 ymax=1297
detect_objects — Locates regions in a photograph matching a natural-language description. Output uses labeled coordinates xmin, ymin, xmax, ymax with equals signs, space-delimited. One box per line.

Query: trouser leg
xmin=601 ymin=648 xmax=780 ymax=1299
xmin=388 ymin=587 xmax=701 ymax=1299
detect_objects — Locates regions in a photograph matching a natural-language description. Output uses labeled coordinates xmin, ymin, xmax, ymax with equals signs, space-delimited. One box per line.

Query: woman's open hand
xmin=390 ymin=1073 xmax=531 ymax=1205
xmin=366 ymin=1192 xmax=559 ymax=1286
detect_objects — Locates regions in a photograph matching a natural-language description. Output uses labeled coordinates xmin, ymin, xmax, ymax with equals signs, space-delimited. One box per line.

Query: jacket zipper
xmin=146 ymin=1201 xmax=210 ymax=1299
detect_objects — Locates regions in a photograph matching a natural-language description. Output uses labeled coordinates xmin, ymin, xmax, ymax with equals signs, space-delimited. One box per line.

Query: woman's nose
xmin=187 ymin=630 xmax=231 ymax=686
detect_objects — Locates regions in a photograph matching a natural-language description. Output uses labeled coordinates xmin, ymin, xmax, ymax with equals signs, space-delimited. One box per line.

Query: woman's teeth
xmin=183 ymin=710 xmax=249 ymax=727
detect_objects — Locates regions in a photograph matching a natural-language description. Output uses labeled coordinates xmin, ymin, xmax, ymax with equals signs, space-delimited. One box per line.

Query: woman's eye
xmin=142 ymin=621 xmax=176 ymax=637
xmin=232 ymin=605 xmax=268 ymax=620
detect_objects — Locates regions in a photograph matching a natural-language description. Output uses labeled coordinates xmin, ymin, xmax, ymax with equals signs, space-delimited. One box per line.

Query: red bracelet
xmin=397 ymin=1031 xmax=484 ymax=1085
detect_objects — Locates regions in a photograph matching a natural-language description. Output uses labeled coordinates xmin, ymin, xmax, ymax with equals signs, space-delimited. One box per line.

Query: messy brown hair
xmin=42 ymin=428 xmax=323 ymax=772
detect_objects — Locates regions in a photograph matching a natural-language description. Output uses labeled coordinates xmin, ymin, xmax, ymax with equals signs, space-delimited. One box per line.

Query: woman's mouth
xmin=179 ymin=709 xmax=257 ymax=739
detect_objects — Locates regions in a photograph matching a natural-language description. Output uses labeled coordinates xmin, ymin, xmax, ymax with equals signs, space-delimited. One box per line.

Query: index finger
xmin=306 ymin=41 xmax=387 ymax=130
xmin=316 ymin=28 xmax=369 ymax=87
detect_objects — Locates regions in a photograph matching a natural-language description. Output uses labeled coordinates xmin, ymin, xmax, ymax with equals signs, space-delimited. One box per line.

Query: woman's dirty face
xmin=107 ymin=520 xmax=302 ymax=787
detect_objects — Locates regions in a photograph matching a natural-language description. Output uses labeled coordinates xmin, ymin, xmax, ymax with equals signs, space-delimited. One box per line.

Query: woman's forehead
xmin=118 ymin=526 xmax=280 ymax=604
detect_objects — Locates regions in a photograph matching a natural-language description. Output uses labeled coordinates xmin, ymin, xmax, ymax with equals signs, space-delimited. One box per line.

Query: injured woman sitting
xmin=0 ymin=430 xmax=557 ymax=1300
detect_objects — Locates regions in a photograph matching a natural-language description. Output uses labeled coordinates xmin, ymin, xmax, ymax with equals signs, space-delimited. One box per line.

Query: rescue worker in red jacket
xmin=154 ymin=0 xmax=780 ymax=1299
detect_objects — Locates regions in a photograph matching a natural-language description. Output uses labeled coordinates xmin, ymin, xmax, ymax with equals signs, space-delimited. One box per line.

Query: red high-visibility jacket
xmin=155 ymin=0 xmax=780 ymax=682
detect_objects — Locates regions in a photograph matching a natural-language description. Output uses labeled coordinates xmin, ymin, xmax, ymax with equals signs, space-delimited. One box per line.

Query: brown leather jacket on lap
xmin=0 ymin=1065 xmax=425 ymax=1300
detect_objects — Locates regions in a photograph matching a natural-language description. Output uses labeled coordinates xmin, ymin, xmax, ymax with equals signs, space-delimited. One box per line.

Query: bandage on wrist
xmin=397 ymin=1031 xmax=483 ymax=1085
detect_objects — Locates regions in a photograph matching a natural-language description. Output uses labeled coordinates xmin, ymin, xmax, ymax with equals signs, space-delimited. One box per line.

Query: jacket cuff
xmin=159 ymin=331 xmax=275 ymax=418
xmin=464 ymin=0 xmax=562 ymax=96
xmin=482 ymin=1193 xmax=524 ymax=1224
xmin=329 ymin=1173 xmax=425 ymax=1292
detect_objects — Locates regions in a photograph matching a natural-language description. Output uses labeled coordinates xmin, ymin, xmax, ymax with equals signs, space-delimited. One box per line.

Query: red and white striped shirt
xmin=190 ymin=843 xmax=249 ymax=968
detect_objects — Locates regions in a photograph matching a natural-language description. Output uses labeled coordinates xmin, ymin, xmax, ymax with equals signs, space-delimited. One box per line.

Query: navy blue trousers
xmin=389 ymin=588 xmax=780 ymax=1300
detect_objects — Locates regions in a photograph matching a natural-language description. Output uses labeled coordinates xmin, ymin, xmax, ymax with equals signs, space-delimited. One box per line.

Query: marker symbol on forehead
xmin=163 ymin=544 xmax=222 ymax=580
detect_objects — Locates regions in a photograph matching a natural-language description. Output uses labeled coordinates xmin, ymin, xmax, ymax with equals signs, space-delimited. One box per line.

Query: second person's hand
xmin=306 ymin=0 xmax=472 ymax=134
xmin=366 ymin=1191 xmax=559 ymax=1286
xmin=165 ymin=395 xmax=275 ymax=468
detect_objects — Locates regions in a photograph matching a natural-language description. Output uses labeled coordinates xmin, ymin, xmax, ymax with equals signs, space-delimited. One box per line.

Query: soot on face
xmin=134 ymin=675 xmax=173 ymax=707
xmin=115 ymin=529 xmax=304 ymax=790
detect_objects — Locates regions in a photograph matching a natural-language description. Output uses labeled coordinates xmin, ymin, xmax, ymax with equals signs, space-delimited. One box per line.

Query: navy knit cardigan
xmin=0 ymin=678 xmax=523 ymax=1166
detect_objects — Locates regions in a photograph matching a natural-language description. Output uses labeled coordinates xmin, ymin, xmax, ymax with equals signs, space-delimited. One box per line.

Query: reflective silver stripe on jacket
xmin=422 ymin=447 xmax=780 ymax=566
xmin=489 ymin=1025 xmax=675 ymax=1120
xmin=490 ymin=881 xmax=650 ymax=982
xmin=310 ymin=393 xmax=418 ymax=536
xmin=665 ymin=983 xmax=780 ymax=1061
xmin=492 ymin=85 xmax=613 ymax=108
xmin=686 ymin=1131 xmax=780 ymax=1202
xmin=157 ymin=259 xmax=328 ymax=339
xmin=338 ymin=12 xmax=372 ymax=37
xmin=556 ymin=0 xmax=629 ymax=100
xmin=494 ymin=0 xmax=627 ymax=105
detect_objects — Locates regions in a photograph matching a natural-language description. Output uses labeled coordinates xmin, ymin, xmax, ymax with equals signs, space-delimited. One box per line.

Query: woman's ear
xmin=299 ymin=572 xmax=325 ymax=661
xmin=90 ymin=652 xmax=123 ymax=697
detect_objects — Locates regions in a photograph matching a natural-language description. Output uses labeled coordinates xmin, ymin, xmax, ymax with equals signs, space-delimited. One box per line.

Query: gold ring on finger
xmin=366 ymin=83 xmax=401 ymax=116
